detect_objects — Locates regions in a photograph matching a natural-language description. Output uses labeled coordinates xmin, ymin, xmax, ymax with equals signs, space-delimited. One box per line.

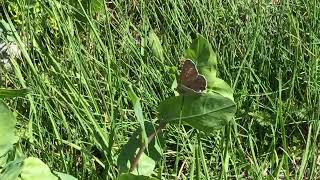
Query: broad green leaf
xmin=184 ymin=35 xmax=234 ymax=101
xmin=117 ymin=173 xmax=158 ymax=180
xmin=117 ymin=123 xmax=163 ymax=176
xmin=0 ymin=101 xmax=18 ymax=160
xmin=20 ymin=157 xmax=58 ymax=180
xmin=0 ymin=158 xmax=24 ymax=180
xmin=210 ymin=78 xmax=234 ymax=101
xmin=148 ymin=31 xmax=164 ymax=62
xmin=185 ymin=34 xmax=217 ymax=76
xmin=158 ymin=93 xmax=236 ymax=132
xmin=0 ymin=88 xmax=31 ymax=98
xmin=0 ymin=157 xmax=76 ymax=180
xmin=132 ymin=153 xmax=155 ymax=176
xmin=53 ymin=171 xmax=78 ymax=180
xmin=127 ymin=85 xmax=148 ymax=150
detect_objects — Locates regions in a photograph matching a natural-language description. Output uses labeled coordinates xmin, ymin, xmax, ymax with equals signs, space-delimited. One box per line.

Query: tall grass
xmin=1 ymin=0 xmax=319 ymax=179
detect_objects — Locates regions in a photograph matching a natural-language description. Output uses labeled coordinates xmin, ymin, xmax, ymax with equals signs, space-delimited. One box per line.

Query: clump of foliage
xmin=116 ymin=35 xmax=236 ymax=179
xmin=1 ymin=0 xmax=319 ymax=179
xmin=0 ymin=89 xmax=77 ymax=179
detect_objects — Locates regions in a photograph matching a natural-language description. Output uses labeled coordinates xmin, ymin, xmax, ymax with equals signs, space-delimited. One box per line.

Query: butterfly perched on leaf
xmin=177 ymin=59 xmax=207 ymax=94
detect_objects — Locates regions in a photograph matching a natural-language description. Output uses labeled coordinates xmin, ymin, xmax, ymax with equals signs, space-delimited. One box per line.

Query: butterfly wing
xmin=184 ymin=74 xmax=207 ymax=92
xmin=179 ymin=59 xmax=207 ymax=93
xmin=179 ymin=59 xmax=198 ymax=83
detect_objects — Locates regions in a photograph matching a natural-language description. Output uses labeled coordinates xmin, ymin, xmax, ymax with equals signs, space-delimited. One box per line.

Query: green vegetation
xmin=0 ymin=95 xmax=77 ymax=180
xmin=0 ymin=0 xmax=319 ymax=179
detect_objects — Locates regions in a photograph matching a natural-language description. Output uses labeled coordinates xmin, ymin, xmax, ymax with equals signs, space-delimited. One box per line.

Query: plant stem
xmin=129 ymin=122 xmax=167 ymax=172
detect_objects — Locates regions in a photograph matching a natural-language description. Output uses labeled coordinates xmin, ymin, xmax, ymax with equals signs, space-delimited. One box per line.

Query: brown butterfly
xmin=178 ymin=59 xmax=207 ymax=94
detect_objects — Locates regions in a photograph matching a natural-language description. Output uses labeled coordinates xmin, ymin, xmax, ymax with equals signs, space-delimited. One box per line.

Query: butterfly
xmin=178 ymin=59 xmax=207 ymax=94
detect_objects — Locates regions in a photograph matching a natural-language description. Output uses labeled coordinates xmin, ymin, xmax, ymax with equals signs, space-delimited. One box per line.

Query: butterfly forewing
xmin=180 ymin=59 xmax=199 ymax=83
xmin=179 ymin=59 xmax=207 ymax=93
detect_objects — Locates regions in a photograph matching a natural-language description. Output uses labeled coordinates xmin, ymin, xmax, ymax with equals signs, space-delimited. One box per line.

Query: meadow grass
xmin=1 ymin=0 xmax=319 ymax=179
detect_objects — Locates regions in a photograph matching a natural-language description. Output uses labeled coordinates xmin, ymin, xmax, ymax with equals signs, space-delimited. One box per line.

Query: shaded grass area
xmin=1 ymin=0 xmax=319 ymax=179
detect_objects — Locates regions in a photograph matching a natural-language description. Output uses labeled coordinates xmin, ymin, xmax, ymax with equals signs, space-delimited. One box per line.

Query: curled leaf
xmin=148 ymin=31 xmax=164 ymax=62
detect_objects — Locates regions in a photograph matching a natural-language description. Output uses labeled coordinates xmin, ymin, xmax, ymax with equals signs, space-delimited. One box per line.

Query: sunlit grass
xmin=1 ymin=0 xmax=319 ymax=179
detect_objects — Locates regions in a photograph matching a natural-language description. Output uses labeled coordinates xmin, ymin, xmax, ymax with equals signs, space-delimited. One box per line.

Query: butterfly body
xmin=178 ymin=59 xmax=207 ymax=94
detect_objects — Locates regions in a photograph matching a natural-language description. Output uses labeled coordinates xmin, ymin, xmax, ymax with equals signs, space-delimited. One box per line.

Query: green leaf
xmin=0 ymin=19 xmax=11 ymax=32
xmin=0 ymin=19 xmax=15 ymax=42
xmin=20 ymin=157 xmax=58 ymax=180
xmin=210 ymin=78 xmax=234 ymax=102
xmin=0 ymin=158 xmax=24 ymax=180
xmin=117 ymin=122 xmax=163 ymax=176
xmin=90 ymin=0 xmax=104 ymax=13
xmin=127 ymin=85 xmax=148 ymax=150
xmin=0 ymin=157 xmax=77 ymax=180
xmin=0 ymin=101 xmax=18 ymax=161
xmin=148 ymin=31 xmax=164 ymax=62
xmin=184 ymin=34 xmax=234 ymax=101
xmin=185 ymin=34 xmax=217 ymax=74
xmin=0 ymin=88 xmax=31 ymax=99
xmin=0 ymin=154 xmax=8 ymax=168
xmin=53 ymin=171 xmax=78 ymax=180
xmin=158 ymin=93 xmax=236 ymax=132
xmin=132 ymin=153 xmax=155 ymax=176
xmin=117 ymin=173 xmax=158 ymax=180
